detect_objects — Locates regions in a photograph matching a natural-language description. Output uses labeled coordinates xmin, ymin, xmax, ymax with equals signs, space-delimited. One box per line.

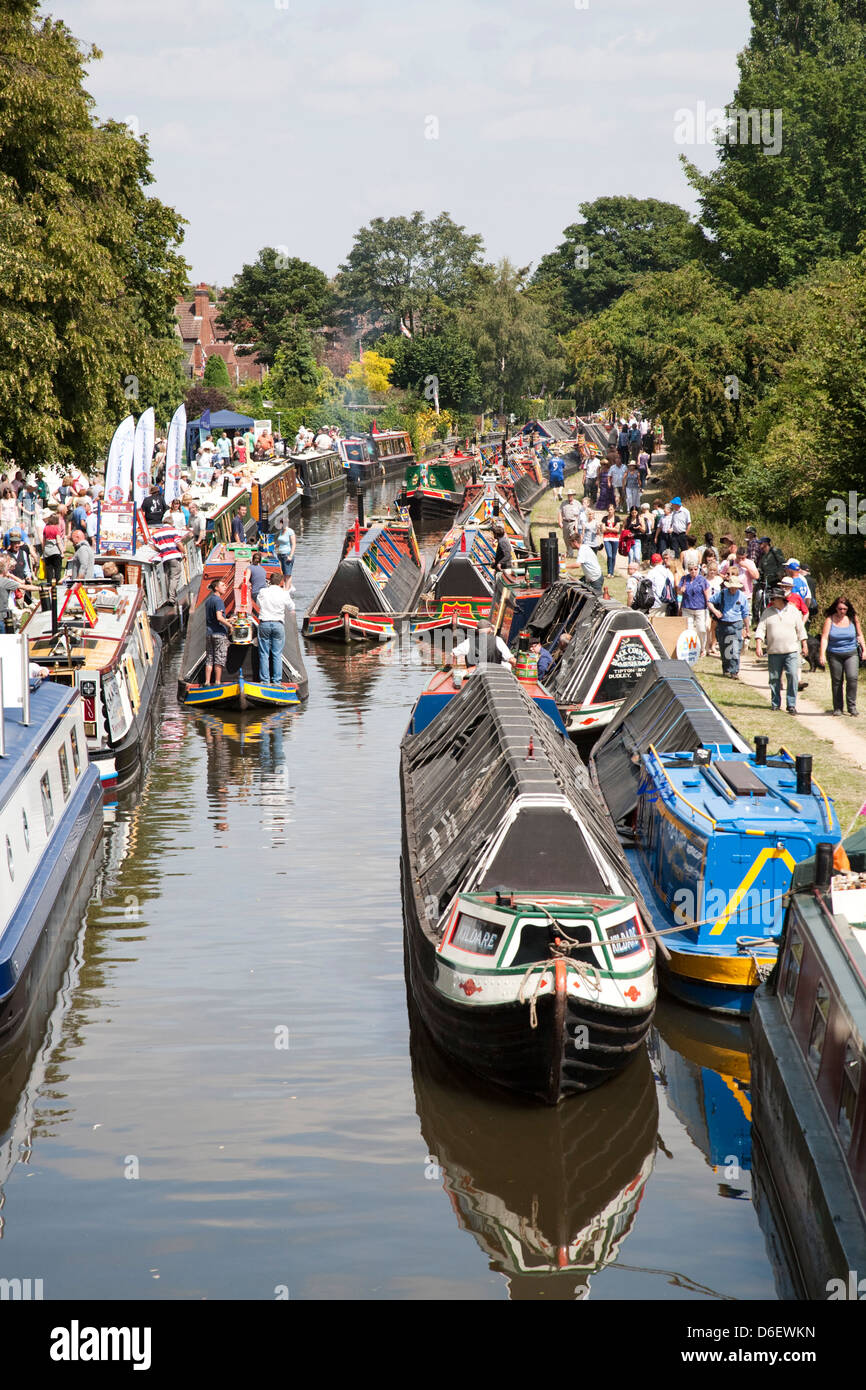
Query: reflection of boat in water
xmin=410 ymin=1007 xmax=658 ymax=1299
xmin=650 ymin=1000 xmax=751 ymax=1195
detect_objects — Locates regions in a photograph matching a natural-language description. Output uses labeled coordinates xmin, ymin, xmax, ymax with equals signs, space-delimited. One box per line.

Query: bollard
xmin=796 ymin=754 xmax=812 ymax=796
xmin=357 ymin=493 xmax=365 ymax=528
xmin=754 ymin=735 xmax=768 ymax=766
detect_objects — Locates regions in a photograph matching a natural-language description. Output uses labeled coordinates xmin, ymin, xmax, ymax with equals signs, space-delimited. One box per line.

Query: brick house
xmin=174 ymin=283 xmax=267 ymax=384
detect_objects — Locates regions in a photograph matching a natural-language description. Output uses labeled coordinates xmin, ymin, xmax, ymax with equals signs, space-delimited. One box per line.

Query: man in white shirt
xmin=583 ymin=454 xmax=600 ymax=507
xmin=254 ymin=573 xmax=296 ymax=685
xmin=668 ymin=497 xmax=691 ymax=558
xmin=451 ymin=622 xmax=514 ymax=667
xmin=559 ymin=491 xmax=583 ymax=555
xmin=577 ymin=540 xmax=604 ymax=595
xmin=647 ymin=553 xmax=675 ymax=613
xmin=314 ymin=430 xmax=333 ymax=451
xmin=608 ymin=459 xmax=626 ymax=508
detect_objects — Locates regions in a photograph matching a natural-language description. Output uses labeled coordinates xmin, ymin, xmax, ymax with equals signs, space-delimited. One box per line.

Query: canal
xmin=0 ymin=484 xmax=780 ymax=1301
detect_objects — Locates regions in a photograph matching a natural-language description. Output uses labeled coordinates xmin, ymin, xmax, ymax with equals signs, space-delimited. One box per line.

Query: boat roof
xmin=252 ymin=459 xmax=296 ymax=484
xmin=25 ymin=584 xmax=142 ymax=645
xmin=185 ymin=480 xmax=248 ymax=516
xmin=528 ymin=583 xmax=668 ymax=704
xmin=0 ymin=682 xmax=80 ymax=810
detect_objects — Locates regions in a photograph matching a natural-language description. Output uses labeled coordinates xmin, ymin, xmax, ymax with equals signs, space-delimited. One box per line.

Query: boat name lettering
xmin=454 ymin=915 xmax=502 ymax=955
xmin=605 ymin=919 xmax=642 ymax=957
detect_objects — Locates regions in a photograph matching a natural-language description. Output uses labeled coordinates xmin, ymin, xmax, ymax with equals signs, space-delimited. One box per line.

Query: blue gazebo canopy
xmin=186 ymin=410 xmax=256 ymax=464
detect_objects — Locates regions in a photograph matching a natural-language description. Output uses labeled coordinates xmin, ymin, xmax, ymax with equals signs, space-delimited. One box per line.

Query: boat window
xmin=807 ymin=981 xmax=830 ymax=1076
xmin=70 ymin=727 xmax=81 ymax=778
xmin=21 ymin=808 xmax=29 ymax=851
xmin=838 ymin=1041 xmax=861 ymax=1150
xmin=41 ymin=772 xmax=54 ymax=834
xmin=5 ymin=835 xmax=13 ymax=881
xmin=781 ymin=928 xmax=803 ymax=1012
xmin=58 ymin=745 xmax=71 ymax=801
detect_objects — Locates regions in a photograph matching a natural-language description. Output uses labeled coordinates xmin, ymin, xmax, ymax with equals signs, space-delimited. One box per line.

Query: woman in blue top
xmin=819 ymin=596 xmax=865 ymax=716
xmin=678 ymin=563 xmax=710 ymax=654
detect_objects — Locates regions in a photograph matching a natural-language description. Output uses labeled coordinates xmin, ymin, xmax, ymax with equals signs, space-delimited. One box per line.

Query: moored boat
xmin=412 ymin=525 xmax=502 ymax=638
xmin=590 ymin=662 xmax=841 ymax=1014
xmin=303 ymin=510 xmax=425 ymax=642
xmin=187 ymin=477 xmax=256 ymax=545
xmin=751 ymin=830 xmax=866 ymax=1298
xmin=396 ymin=454 xmax=475 ymax=524
xmin=0 ymin=639 xmax=103 ymax=1042
xmin=177 ymin=544 xmax=308 ymax=710
xmin=95 ymin=532 xmax=203 ymax=641
xmin=23 ymin=583 xmax=163 ymax=803
xmin=526 ymin=581 xmax=668 ymax=745
xmin=293 ymin=449 xmax=347 ymax=506
xmin=400 ymin=665 xmax=657 ymax=1104
xmin=338 ymin=429 xmax=414 ymax=485
xmin=250 ymin=457 xmax=301 ymax=534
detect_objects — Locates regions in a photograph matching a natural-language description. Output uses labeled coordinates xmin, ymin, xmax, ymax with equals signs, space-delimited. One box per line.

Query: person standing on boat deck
xmin=491 ymin=522 xmax=516 ymax=581
xmin=248 ymin=552 xmax=268 ymax=604
xmin=451 ymin=621 xmax=514 ymax=667
xmin=141 ymin=485 xmax=163 ymax=529
xmin=0 ymin=556 xmax=41 ymax=632
xmin=254 ymin=573 xmax=296 ymax=685
xmin=755 ymin=589 xmax=809 ymax=713
xmin=65 ymin=529 xmax=94 ymax=583
xmin=275 ymin=521 xmax=296 ymax=577
xmin=577 ymin=538 xmax=605 ymax=595
xmin=204 ymin=578 xmax=232 ymax=686
xmin=231 ymin=506 xmax=248 ymax=544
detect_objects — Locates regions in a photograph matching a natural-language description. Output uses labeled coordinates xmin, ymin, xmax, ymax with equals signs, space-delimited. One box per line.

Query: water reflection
xmin=410 ymin=1010 xmax=658 ymax=1300
xmin=197 ymin=711 xmax=295 ymax=842
xmin=650 ymin=1002 xmax=751 ymax=1199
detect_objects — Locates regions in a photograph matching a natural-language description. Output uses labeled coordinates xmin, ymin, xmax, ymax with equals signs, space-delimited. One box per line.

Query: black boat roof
xmin=589 ymin=659 xmax=750 ymax=823
xmin=401 ymin=666 xmax=639 ymax=920
xmin=527 ymin=582 xmax=668 ymax=705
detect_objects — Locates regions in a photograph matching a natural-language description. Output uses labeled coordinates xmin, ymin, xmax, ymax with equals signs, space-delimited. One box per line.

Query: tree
xmin=336 ymin=211 xmax=485 ymax=334
xmin=685 ymin=2 xmax=866 ymax=290
xmin=385 ymin=327 xmax=482 ymax=410
xmin=532 ymin=196 xmax=702 ymax=320
xmin=203 ymin=354 xmax=231 ymax=390
xmin=184 ymin=384 xmax=230 ymax=418
xmin=461 ymin=260 xmax=563 ymax=414
xmin=267 ymin=326 xmax=321 ymax=409
xmin=0 ymin=3 xmax=188 ymax=471
xmin=345 ymin=350 xmax=394 ymax=397
xmin=218 ymin=247 xmax=332 ymax=366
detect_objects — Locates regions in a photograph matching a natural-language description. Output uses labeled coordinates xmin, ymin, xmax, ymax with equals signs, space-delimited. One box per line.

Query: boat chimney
xmin=357 ymin=493 xmax=365 ymax=528
xmin=796 ymin=754 xmax=812 ymax=796
xmin=815 ymin=841 xmax=834 ymax=889
xmin=754 ymin=735 xmax=768 ymax=765
xmin=540 ymin=535 xmax=559 ymax=589
xmin=222 ymin=475 xmax=230 ymax=497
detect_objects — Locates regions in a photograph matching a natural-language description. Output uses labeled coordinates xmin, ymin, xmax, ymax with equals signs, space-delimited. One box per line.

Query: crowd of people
xmin=558 ymin=415 xmax=865 ymax=718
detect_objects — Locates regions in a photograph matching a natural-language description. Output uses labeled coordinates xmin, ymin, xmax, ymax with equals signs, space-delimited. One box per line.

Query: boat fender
xmin=340 ymin=604 xmax=360 ymax=617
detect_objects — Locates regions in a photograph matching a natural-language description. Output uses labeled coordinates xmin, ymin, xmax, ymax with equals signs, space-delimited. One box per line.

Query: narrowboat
xmin=400 ymin=665 xmax=657 ymax=1104
xmin=526 ymin=582 xmax=668 ymax=746
xmin=450 ymin=477 xmax=530 ymax=549
xmin=590 ymin=663 xmax=841 ymax=1015
xmin=96 ymin=532 xmax=203 ymax=641
xmin=396 ymin=455 xmax=475 ymax=525
xmin=338 ymin=429 xmax=414 ymax=485
xmin=188 ymin=478 xmax=256 ymax=545
xmin=413 ymin=526 xmax=500 ymax=638
xmin=250 ymin=458 xmax=301 ymax=534
xmin=411 ymin=1006 xmax=657 ymax=1299
xmin=0 ymin=643 xmax=103 ymax=1044
xmin=177 ymin=545 xmax=308 ymax=710
xmin=303 ymin=510 xmax=425 ymax=642
xmin=502 ymin=454 xmax=547 ymax=511
xmin=407 ymin=664 xmax=568 ymax=736
xmin=23 ymin=584 xmax=163 ymax=803
xmin=751 ymin=830 xmax=866 ymax=1299
xmin=293 ymin=449 xmax=347 ymax=507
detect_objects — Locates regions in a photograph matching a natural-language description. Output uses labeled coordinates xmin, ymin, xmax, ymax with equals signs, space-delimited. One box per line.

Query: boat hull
xmin=93 ymin=628 xmax=164 ymax=803
xmin=180 ymin=678 xmax=300 ymax=711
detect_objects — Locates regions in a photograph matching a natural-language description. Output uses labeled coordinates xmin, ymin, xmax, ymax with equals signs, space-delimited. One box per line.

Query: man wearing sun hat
xmin=708 ymin=572 xmax=749 ymax=677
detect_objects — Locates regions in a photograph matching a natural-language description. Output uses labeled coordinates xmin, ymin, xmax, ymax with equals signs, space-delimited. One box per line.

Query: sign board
xmin=0 ymin=633 xmax=28 ymax=711
xmin=676 ymin=627 xmax=702 ymax=667
xmin=97 ymin=502 xmax=150 ymax=554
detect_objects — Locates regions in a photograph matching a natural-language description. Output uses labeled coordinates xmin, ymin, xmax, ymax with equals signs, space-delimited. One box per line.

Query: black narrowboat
xmin=304 ymin=514 xmax=425 ymax=641
xmin=400 ymin=666 xmax=657 ymax=1105
xmin=294 ymin=450 xmax=347 ymax=507
xmin=339 ymin=430 xmax=414 ymax=485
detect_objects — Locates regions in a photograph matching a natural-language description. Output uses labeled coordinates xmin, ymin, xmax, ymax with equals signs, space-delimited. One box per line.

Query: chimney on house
xmin=194 ymin=283 xmax=209 ymax=319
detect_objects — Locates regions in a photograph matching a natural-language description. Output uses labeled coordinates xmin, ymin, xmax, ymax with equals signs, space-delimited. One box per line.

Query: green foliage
xmin=336 ymin=211 xmax=485 ymax=334
xmin=184 ymin=384 xmax=230 ymax=418
xmin=385 ymin=327 xmax=482 ymax=410
xmin=202 ymin=354 xmax=231 ymax=389
xmin=218 ymin=247 xmax=332 ymax=366
xmin=461 ymin=260 xmax=564 ymax=414
xmin=235 ymin=379 xmax=265 ymax=417
xmin=0 ymin=3 xmax=188 ymax=469
xmin=533 ymin=197 xmax=702 ymax=319
xmin=265 ymin=324 xmax=321 ymax=410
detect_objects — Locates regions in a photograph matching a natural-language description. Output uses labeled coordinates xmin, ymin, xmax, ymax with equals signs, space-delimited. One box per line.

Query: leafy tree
xmin=461 ymin=260 xmax=563 ymax=414
xmin=685 ymin=1 xmax=866 ymax=290
xmin=336 ymin=211 xmax=485 ymax=334
xmin=203 ymin=354 xmax=231 ymax=390
xmin=0 ymin=3 xmax=188 ymax=471
xmin=384 ymin=327 xmax=482 ymax=410
xmin=184 ymin=384 xmax=230 ymax=418
xmin=345 ymin=350 xmax=394 ymax=397
xmin=218 ymin=247 xmax=332 ymax=366
xmin=266 ymin=323 xmax=320 ymax=409
xmin=532 ymin=197 xmax=702 ymax=319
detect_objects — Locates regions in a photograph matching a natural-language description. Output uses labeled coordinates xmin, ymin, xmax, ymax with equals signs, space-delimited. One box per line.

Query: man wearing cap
xmin=755 ymin=589 xmax=809 ymax=713
xmin=560 ymin=490 xmax=583 ymax=555
xmin=668 ymin=497 xmax=691 ymax=559
xmin=785 ymin=558 xmax=810 ymax=604
xmin=708 ymin=572 xmax=749 ymax=677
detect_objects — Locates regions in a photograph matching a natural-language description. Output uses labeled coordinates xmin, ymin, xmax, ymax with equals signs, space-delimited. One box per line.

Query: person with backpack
xmin=708 ymin=574 xmax=750 ymax=677
xmin=631 ymin=566 xmax=656 ymax=614
xmin=678 ymin=562 xmax=710 ymax=654
xmin=647 ymin=553 xmax=675 ymax=614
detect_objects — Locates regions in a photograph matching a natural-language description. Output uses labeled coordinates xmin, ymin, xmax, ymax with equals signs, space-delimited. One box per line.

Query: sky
xmin=48 ymin=0 xmax=752 ymax=287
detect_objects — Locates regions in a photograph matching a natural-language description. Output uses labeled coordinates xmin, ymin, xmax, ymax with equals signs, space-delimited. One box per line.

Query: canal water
xmin=0 ymin=484 xmax=780 ymax=1301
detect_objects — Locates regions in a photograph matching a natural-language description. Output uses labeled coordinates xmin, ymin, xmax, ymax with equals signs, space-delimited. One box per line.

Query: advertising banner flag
xmin=133 ymin=407 xmax=156 ymax=508
xmin=105 ymin=415 xmax=135 ymax=504
xmin=164 ymin=404 xmax=186 ymax=505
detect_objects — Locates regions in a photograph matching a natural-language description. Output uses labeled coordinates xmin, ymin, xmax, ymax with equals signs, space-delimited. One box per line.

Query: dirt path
xmin=734 ymin=650 xmax=866 ymax=773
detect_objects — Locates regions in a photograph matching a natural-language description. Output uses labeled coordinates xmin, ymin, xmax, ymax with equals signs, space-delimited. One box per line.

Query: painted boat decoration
xmin=400 ymin=665 xmax=657 ymax=1104
xmin=338 ymin=429 xmax=414 ymax=485
xmin=413 ymin=523 xmax=531 ymax=639
xmin=177 ymin=545 xmax=308 ymax=710
xmin=23 ymin=584 xmax=163 ymax=803
xmin=751 ymin=829 xmax=866 ymax=1298
xmin=411 ymin=1007 xmax=657 ymax=1299
xmin=303 ymin=512 xmax=425 ymax=642
xmin=250 ymin=458 xmax=301 ymax=534
xmin=449 ymin=478 xmax=530 ymax=549
xmin=590 ymin=663 xmax=841 ymax=1015
xmin=526 ymin=582 xmax=668 ymax=743
xmin=0 ymin=651 xmax=103 ymax=1044
xmin=293 ymin=449 xmax=347 ymax=507
xmin=396 ymin=454 xmax=475 ymax=524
